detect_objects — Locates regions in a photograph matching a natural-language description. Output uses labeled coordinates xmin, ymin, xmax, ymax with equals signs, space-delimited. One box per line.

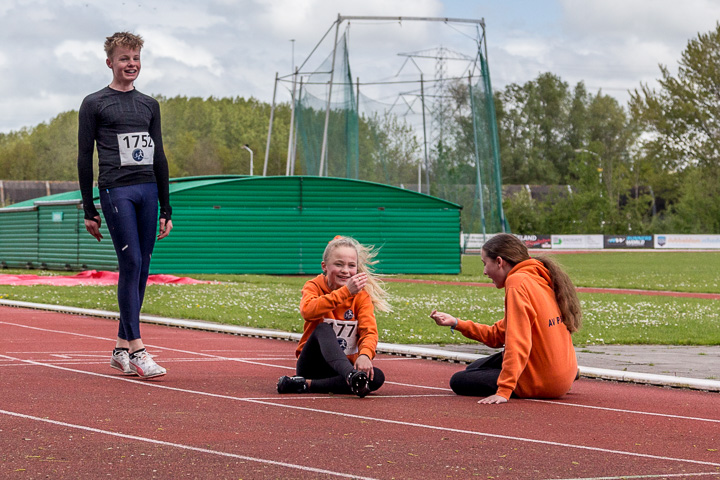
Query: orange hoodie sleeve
xmin=455 ymin=318 xmax=506 ymax=349
xmin=299 ymin=280 xmax=352 ymax=322
xmin=494 ymin=284 xmax=535 ymax=399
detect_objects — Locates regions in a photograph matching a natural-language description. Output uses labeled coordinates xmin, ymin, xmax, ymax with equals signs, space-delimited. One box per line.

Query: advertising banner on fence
xmin=551 ymin=235 xmax=604 ymax=249
xmin=462 ymin=233 xmax=551 ymax=251
xmin=462 ymin=233 xmax=497 ymax=252
xmin=515 ymin=234 xmax=552 ymax=249
xmin=654 ymin=234 xmax=720 ymax=249
xmin=604 ymin=235 xmax=654 ymax=249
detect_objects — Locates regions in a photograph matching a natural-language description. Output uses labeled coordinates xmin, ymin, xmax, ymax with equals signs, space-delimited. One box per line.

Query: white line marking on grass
xmin=2 ymin=354 xmax=719 ymax=470
xmin=529 ymin=399 xmax=720 ymax=424
xmin=0 ymin=409 xmax=378 ymax=480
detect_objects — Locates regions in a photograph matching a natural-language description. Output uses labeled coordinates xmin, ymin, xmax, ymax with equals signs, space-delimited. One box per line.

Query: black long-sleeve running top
xmin=77 ymin=86 xmax=171 ymax=221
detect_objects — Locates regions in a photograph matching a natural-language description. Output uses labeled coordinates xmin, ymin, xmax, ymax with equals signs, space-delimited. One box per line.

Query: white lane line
xmin=529 ymin=399 xmax=720 ymax=424
xmin=548 ymin=472 xmax=720 ymax=480
xmin=3 ymin=320 xmax=718 ymax=424
xmin=245 ymin=394 xmax=455 ymax=400
xmin=0 ymin=320 xmax=296 ymax=371
xmin=1 ymin=353 xmax=719 ymax=469
xmin=384 ymin=380 xmax=450 ymax=391
xmin=3 ymin=320 xmax=719 ymax=422
xmin=4 ymin=300 xmax=719 ymax=392
xmin=0 ymin=357 xmax=293 ymax=364
xmin=0 ymin=409 xmax=377 ymax=480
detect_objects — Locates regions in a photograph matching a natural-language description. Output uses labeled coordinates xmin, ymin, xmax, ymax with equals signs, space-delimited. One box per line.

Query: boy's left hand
xmin=157 ymin=219 xmax=173 ymax=240
xmin=354 ymin=354 xmax=373 ymax=380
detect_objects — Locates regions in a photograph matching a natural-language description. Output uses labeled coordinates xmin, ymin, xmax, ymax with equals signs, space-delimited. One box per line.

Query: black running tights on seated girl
xmin=296 ymin=323 xmax=385 ymax=394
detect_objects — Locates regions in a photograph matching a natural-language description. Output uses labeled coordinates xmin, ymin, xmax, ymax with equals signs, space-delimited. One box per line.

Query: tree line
xmin=1 ymin=24 xmax=719 ymax=234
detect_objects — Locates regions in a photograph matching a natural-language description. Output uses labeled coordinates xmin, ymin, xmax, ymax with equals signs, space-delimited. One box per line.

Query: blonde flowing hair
xmin=323 ymin=236 xmax=392 ymax=313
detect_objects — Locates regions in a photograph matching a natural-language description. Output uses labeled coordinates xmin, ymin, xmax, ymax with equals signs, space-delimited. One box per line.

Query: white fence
xmin=462 ymin=233 xmax=720 ymax=252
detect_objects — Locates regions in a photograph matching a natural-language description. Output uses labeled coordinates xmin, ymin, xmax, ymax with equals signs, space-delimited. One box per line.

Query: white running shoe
xmin=129 ymin=350 xmax=167 ymax=379
xmin=110 ymin=349 xmax=135 ymax=375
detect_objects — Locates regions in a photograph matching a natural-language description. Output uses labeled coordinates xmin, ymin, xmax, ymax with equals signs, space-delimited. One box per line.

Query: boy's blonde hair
xmin=323 ymin=236 xmax=392 ymax=313
xmin=104 ymin=32 xmax=144 ymax=58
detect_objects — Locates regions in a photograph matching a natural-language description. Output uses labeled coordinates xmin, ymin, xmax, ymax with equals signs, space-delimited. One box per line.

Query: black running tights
xmin=296 ymin=323 xmax=384 ymax=394
xmin=449 ymin=350 xmax=504 ymax=397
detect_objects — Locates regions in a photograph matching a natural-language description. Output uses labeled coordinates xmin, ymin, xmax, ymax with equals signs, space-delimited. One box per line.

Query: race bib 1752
xmin=117 ymin=132 xmax=155 ymax=166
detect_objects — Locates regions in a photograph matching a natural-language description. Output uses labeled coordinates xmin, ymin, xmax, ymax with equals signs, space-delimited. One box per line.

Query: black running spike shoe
xmin=347 ymin=370 xmax=370 ymax=398
xmin=277 ymin=375 xmax=308 ymax=394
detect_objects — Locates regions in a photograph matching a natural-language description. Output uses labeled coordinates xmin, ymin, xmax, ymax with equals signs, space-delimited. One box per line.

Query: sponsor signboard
xmin=462 ymin=233 xmax=498 ymax=252
xmin=551 ymin=235 xmax=604 ymax=249
xmin=604 ymin=235 xmax=653 ymax=249
xmin=515 ymin=234 xmax=552 ymax=249
xmin=654 ymin=234 xmax=720 ymax=249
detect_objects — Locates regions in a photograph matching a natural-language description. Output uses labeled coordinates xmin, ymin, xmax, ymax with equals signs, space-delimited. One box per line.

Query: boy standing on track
xmin=77 ymin=32 xmax=172 ymax=379
xmin=278 ymin=236 xmax=391 ymax=397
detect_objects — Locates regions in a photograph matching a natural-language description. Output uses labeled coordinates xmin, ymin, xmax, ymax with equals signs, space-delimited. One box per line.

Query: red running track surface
xmin=1 ymin=306 xmax=719 ymax=479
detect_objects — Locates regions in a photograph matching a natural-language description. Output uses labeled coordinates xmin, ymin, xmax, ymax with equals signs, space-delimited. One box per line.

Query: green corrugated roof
xmin=2 ymin=176 xmax=461 ymax=210
xmin=1 ymin=175 xmax=462 ymax=274
xmin=2 ymin=190 xmax=83 ymax=209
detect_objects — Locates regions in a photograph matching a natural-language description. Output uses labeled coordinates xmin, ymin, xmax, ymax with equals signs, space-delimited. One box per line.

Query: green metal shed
xmin=0 ymin=176 xmax=461 ymax=274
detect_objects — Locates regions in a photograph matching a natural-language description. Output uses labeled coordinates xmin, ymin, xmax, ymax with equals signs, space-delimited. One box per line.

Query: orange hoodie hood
xmin=506 ymin=258 xmax=552 ymax=289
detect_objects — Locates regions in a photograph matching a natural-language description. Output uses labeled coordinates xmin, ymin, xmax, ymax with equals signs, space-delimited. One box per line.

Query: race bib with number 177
xmin=117 ymin=131 xmax=155 ymax=166
xmin=323 ymin=318 xmax=359 ymax=356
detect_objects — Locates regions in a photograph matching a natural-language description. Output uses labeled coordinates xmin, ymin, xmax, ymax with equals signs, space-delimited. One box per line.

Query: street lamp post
xmin=242 ymin=144 xmax=254 ymax=176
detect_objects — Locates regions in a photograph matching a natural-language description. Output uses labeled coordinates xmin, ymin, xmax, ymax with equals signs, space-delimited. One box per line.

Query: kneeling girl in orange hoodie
xmin=431 ymin=233 xmax=581 ymax=404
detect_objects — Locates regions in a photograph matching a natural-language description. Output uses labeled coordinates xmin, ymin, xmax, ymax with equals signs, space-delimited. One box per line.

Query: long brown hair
xmin=323 ymin=236 xmax=392 ymax=313
xmin=482 ymin=234 xmax=581 ymax=333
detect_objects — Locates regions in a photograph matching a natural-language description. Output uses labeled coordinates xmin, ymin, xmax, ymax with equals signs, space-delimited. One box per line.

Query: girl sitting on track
xmin=430 ymin=233 xmax=581 ymax=404
xmin=278 ymin=235 xmax=391 ymax=397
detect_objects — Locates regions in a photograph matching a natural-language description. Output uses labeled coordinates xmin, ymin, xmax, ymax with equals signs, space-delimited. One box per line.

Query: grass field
xmin=1 ymin=252 xmax=719 ymax=346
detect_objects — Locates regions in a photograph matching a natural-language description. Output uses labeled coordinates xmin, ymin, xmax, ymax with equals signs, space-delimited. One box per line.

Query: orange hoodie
xmin=296 ymin=274 xmax=378 ymax=363
xmin=455 ymin=259 xmax=578 ymax=399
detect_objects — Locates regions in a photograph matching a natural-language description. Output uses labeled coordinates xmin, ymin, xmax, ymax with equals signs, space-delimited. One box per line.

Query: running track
xmin=1 ymin=306 xmax=719 ymax=479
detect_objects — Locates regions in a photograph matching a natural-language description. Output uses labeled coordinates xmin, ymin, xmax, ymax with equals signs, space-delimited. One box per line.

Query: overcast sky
xmin=2 ymin=0 xmax=720 ymax=133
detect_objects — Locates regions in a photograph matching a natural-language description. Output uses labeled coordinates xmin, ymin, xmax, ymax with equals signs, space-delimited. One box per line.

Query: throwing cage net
xmin=268 ymin=15 xmax=509 ymax=236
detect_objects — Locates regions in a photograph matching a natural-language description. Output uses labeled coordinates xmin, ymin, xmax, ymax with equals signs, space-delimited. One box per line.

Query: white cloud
xmin=560 ymin=0 xmax=720 ymax=42
xmin=502 ymin=37 xmax=554 ymax=59
xmin=0 ymin=92 xmax=79 ymax=132
xmin=53 ymin=40 xmax=105 ymax=75
xmin=140 ymin=31 xmax=224 ymax=77
xmin=3 ymin=0 xmax=720 ymax=133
